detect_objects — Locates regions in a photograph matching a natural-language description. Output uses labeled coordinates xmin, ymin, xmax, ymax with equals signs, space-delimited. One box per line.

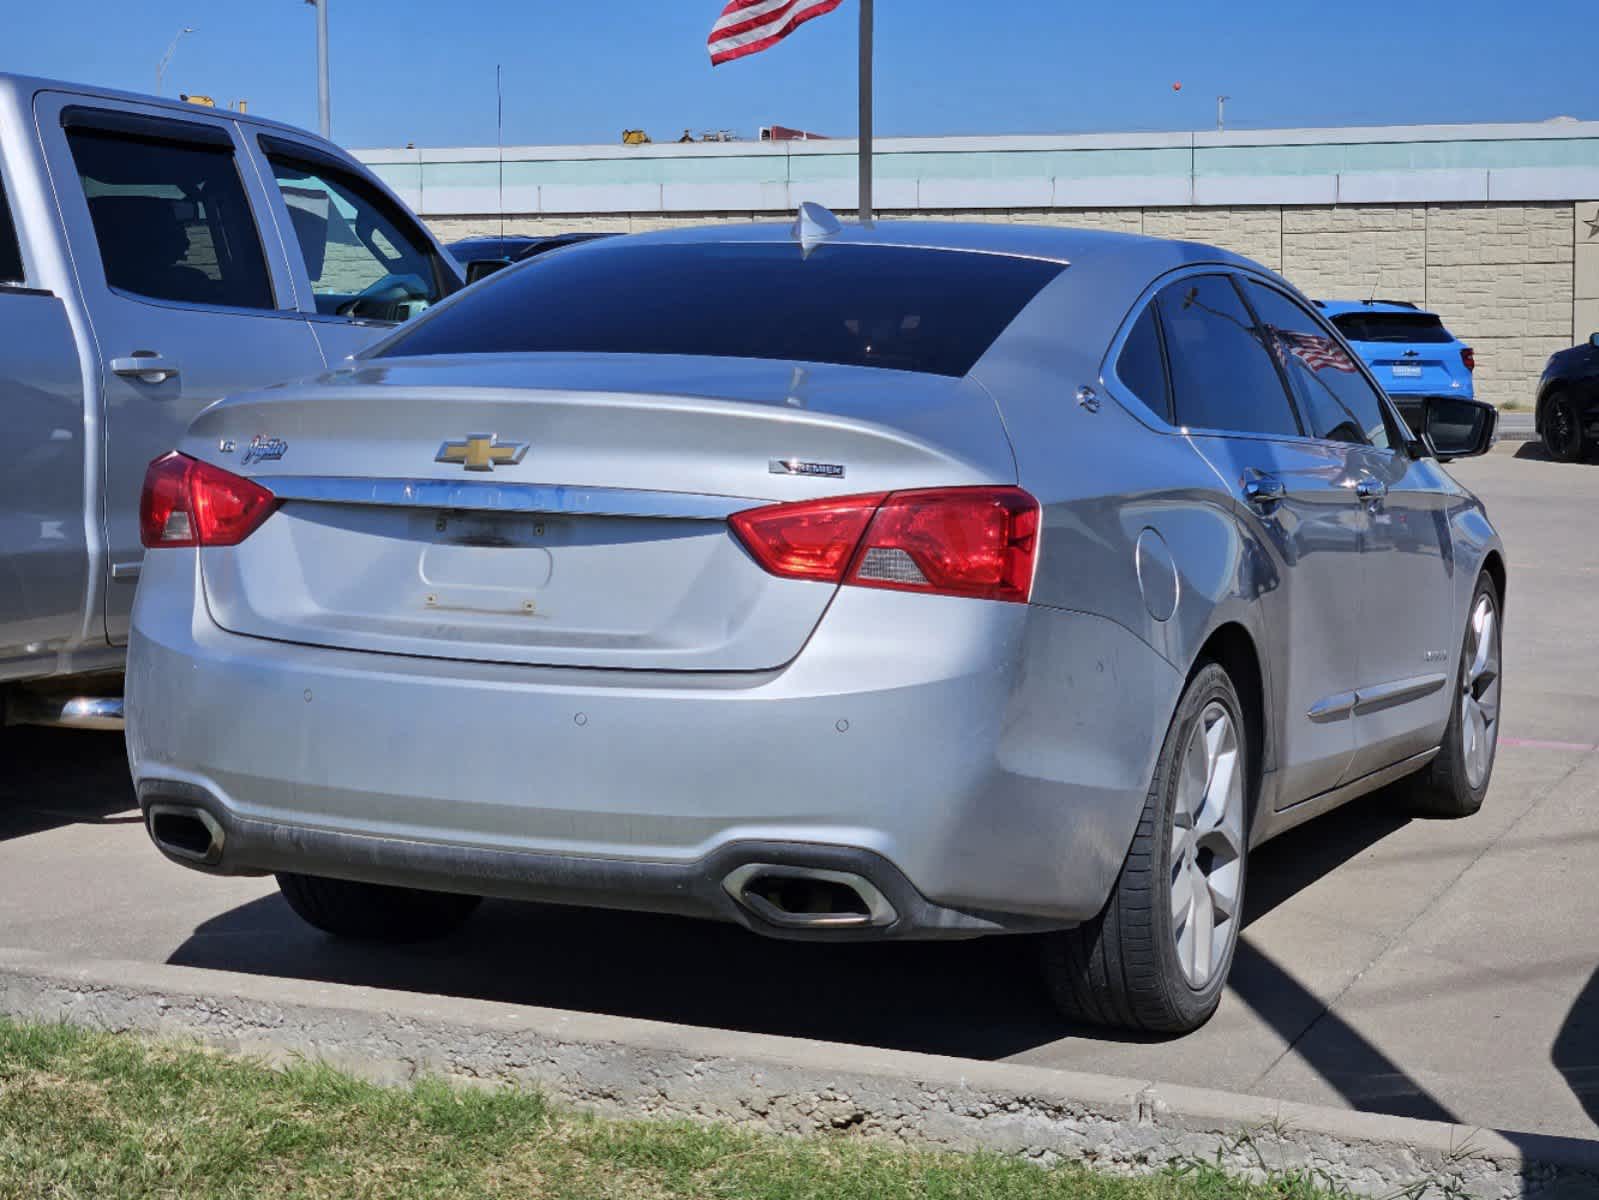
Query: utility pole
xmin=305 ymin=0 xmax=330 ymax=139
xmin=858 ymin=0 xmax=873 ymax=223
xmin=1216 ymin=95 xmax=1231 ymax=133
xmin=156 ymin=27 xmax=196 ymax=96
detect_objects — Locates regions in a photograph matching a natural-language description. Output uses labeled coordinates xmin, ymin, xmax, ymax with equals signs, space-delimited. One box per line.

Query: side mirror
xmin=464 ymin=258 xmax=511 ymax=285
xmin=1589 ymin=332 xmax=1599 ymax=350
xmin=1422 ymin=395 xmax=1497 ymax=462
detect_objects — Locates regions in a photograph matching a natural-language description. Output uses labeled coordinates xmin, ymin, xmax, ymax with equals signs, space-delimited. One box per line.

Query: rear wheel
xmin=1041 ymin=662 xmax=1248 ymax=1034
xmin=276 ymin=873 xmax=482 ymax=941
xmin=1543 ymin=392 xmax=1590 ymax=462
xmin=1404 ymin=572 xmax=1501 ymax=818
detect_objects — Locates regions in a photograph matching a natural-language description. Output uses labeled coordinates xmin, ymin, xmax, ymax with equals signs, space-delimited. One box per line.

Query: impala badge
xmin=241 ymin=435 xmax=288 ymax=465
xmin=436 ymin=433 xmax=529 ymax=472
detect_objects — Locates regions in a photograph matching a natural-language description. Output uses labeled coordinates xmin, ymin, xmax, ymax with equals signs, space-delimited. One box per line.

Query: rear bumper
xmin=136 ymin=778 xmax=1055 ymax=941
xmin=127 ymin=550 xmax=1179 ymax=938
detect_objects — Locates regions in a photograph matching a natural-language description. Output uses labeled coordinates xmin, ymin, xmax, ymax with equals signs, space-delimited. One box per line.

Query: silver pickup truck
xmin=0 ymin=73 xmax=463 ymax=727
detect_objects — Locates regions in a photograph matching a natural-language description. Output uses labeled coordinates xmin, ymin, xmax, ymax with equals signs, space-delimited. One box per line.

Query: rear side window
xmin=0 ymin=171 xmax=22 ymax=284
xmin=267 ymin=154 xmax=443 ymax=323
xmin=382 ymin=242 xmax=1065 ymax=377
xmin=1329 ymin=311 xmax=1453 ymax=344
xmin=66 ymin=128 xmax=274 ymax=310
xmin=1156 ymin=275 xmax=1301 ymax=438
xmin=1115 ymin=302 xmax=1171 ymax=421
xmin=1247 ymin=283 xmax=1392 ymax=450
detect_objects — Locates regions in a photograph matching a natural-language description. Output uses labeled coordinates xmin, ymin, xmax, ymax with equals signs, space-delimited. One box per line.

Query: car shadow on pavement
xmin=1553 ymin=966 xmax=1599 ymax=1129
xmin=0 ymin=727 xmax=136 ymax=843
xmin=1226 ymin=787 xmax=1464 ymax=1125
xmin=167 ymin=787 xmax=1428 ymax=1068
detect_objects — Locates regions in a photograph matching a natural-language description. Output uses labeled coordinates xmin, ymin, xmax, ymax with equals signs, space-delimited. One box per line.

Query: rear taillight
xmin=139 ymin=452 xmax=278 ymax=549
xmin=730 ymin=486 xmax=1039 ymax=603
xmin=1462 ymin=347 xmax=1476 ymax=372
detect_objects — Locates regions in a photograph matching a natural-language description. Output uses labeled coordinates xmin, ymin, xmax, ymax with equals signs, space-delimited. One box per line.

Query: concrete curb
xmin=1 ymin=947 xmax=1594 ymax=1198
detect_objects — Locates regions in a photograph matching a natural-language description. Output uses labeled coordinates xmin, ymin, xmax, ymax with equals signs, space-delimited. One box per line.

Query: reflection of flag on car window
xmin=1266 ymin=329 xmax=1355 ymax=376
xmin=708 ymin=0 xmax=844 ymax=65
xmin=1278 ymin=329 xmax=1358 ymax=374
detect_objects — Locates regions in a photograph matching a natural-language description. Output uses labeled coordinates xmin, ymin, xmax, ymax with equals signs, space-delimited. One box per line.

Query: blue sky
xmin=8 ymin=1 xmax=1594 ymax=149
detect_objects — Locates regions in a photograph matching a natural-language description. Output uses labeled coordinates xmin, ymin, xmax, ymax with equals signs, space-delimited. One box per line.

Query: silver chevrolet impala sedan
xmin=128 ymin=212 xmax=1505 ymax=1033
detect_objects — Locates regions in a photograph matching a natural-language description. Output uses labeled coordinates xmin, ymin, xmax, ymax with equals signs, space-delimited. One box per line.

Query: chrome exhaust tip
xmin=722 ymin=862 xmax=897 ymax=930
xmin=146 ymin=803 xmax=225 ymax=867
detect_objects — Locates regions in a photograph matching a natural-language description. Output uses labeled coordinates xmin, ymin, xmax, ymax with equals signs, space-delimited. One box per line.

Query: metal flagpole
xmin=314 ymin=0 xmax=331 ymax=139
xmin=858 ymin=0 xmax=873 ymax=223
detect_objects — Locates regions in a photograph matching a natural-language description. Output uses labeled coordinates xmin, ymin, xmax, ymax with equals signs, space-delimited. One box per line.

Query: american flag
xmin=1278 ymin=329 xmax=1358 ymax=374
xmin=708 ymin=0 xmax=845 ymax=66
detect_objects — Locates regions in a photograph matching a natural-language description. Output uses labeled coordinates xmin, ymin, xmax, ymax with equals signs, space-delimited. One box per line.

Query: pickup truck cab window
xmin=0 ymin=170 xmax=22 ymax=284
xmin=265 ymin=150 xmax=443 ymax=324
xmin=65 ymin=123 xmax=275 ymax=311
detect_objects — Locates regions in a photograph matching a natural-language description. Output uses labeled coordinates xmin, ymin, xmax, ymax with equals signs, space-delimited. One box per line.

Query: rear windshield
xmin=1329 ymin=311 xmax=1453 ymax=344
xmin=380 ymin=241 xmax=1064 ymax=376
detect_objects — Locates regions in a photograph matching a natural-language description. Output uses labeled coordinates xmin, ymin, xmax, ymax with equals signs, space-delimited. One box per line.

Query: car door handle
xmin=1242 ymin=476 xmax=1287 ymax=508
xmin=110 ymin=353 xmax=180 ymax=384
xmin=1356 ymin=477 xmax=1388 ymax=504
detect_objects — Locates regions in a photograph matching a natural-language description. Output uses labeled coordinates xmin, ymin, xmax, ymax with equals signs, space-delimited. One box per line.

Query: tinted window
xmin=268 ymin=156 xmax=441 ymax=322
xmin=1115 ymin=302 xmax=1170 ymax=420
xmin=383 ymin=242 xmax=1064 ymax=376
xmin=67 ymin=129 xmax=274 ymax=309
xmin=1329 ymin=311 xmax=1453 ymax=344
xmin=1248 ymin=283 xmax=1392 ymax=450
xmin=0 ymin=172 xmax=21 ymax=284
xmin=1157 ymin=275 xmax=1300 ymax=437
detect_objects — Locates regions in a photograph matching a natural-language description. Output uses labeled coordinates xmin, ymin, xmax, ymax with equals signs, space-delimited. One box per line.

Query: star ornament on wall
xmin=1586 ymin=212 xmax=1599 ymax=240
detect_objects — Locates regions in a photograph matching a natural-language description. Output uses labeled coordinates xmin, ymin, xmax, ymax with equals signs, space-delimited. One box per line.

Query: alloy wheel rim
xmin=1170 ymin=701 xmax=1246 ymax=989
xmin=1461 ymin=593 xmax=1501 ymax=790
xmin=1553 ymin=402 xmax=1577 ymax=456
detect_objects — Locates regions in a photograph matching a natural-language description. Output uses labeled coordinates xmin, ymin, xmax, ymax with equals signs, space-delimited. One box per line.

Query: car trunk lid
xmin=184 ymin=354 xmax=1016 ymax=672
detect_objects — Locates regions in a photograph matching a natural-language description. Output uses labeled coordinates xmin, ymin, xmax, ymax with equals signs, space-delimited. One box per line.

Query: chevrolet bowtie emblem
xmin=435 ymin=433 xmax=529 ymax=472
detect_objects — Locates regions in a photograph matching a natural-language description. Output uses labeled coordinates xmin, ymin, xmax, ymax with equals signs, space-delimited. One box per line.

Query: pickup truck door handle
xmin=1355 ymin=477 xmax=1388 ymax=506
xmin=110 ymin=353 xmax=180 ymax=384
xmin=1242 ymin=475 xmax=1287 ymax=508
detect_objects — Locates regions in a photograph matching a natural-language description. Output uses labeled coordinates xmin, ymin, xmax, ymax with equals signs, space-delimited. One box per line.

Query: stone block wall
xmin=430 ymin=201 xmax=1590 ymax=408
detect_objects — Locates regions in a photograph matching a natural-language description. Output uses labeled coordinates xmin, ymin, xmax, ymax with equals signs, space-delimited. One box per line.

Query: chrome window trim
xmin=258 ymin=476 xmax=760 ymax=521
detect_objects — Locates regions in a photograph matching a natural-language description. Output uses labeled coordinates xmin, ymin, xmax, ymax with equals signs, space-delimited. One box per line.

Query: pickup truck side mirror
xmin=464 ymin=258 xmax=511 ymax=285
xmin=1422 ymin=395 xmax=1498 ymax=462
xmin=1588 ymin=331 xmax=1599 ymax=350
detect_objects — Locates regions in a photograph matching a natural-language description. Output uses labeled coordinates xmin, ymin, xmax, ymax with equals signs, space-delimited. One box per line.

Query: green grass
xmin=0 ymin=1018 xmax=1350 ymax=1200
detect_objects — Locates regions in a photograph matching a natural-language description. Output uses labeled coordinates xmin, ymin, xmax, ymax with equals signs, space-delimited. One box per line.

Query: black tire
xmin=275 ymin=873 xmax=482 ymax=941
xmin=1543 ymin=392 xmax=1590 ymax=463
xmin=1404 ymin=572 xmax=1501 ymax=818
xmin=1041 ymin=662 xmax=1250 ymax=1035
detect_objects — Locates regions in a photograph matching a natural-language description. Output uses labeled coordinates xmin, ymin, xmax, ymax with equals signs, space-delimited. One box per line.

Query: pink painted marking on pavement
xmin=1499 ymin=737 xmax=1598 ymax=753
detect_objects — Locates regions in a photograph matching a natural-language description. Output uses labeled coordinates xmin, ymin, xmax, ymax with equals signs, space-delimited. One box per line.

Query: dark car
xmin=447 ymin=232 xmax=617 ymax=283
xmin=1535 ymin=335 xmax=1599 ymax=461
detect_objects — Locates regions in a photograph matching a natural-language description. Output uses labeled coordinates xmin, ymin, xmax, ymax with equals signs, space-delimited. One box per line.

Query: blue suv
xmin=1316 ymin=301 xmax=1475 ymax=434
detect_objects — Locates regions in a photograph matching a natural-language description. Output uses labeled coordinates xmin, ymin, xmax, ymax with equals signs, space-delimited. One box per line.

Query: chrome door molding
xmin=1352 ymin=673 xmax=1449 ymax=714
xmin=1307 ymin=673 xmax=1448 ymax=723
xmin=1306 ymin=692 xmax=1357 ymax=723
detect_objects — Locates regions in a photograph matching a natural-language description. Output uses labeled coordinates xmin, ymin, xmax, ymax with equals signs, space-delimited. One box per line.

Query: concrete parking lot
xmin=1 ymin=444 xmax=1594 ymax=1141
